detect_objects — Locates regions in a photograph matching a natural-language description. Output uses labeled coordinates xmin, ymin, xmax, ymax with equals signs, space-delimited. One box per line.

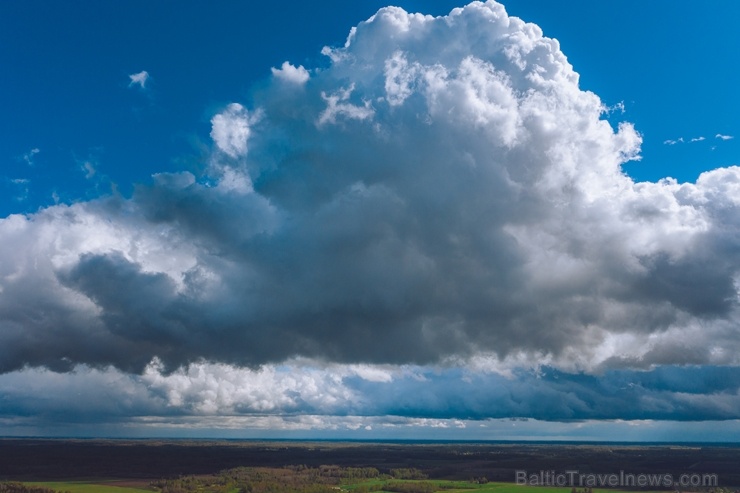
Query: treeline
xmin=152 ymin=465 xmax=341 ymax=493
xmin=390 ymin=469 xmax=428 ymax=480
xmin=286 ymin=465 xmax=383 ymax=480
xmin=151 ymin=465 xmax=430 ymax=493
xmin=0 ymin=484 xmax=69 ymax=493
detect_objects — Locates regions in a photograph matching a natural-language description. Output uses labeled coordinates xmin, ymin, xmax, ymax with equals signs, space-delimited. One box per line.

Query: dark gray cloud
xmin=1 ymin=0 xmax=740 ymax=382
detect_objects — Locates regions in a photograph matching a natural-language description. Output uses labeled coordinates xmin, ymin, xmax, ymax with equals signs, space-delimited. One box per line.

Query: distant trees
xmin=1 ymin=467 xmax=441 ymax=493
xmin=339 ymin=467 xmax=381 ymax=480
xmin=0 ymin=484 xmax=69 ymax=493
xmin=390 ymin=468 xmax=428 ymax=480
xmin=152 ymin=466 xmax=341 ymax=493
xmin=148 ymin=465 xmax=435 ymax=493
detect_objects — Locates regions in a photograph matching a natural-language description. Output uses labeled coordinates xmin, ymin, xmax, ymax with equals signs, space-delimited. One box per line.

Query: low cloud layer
xmin=1 ymin=1 xmax=740 ymax=429
xmin=2 ymin=361 xmax=740 ymax=429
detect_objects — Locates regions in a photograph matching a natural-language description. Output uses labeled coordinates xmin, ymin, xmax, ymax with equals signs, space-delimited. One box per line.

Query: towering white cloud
xmin=1 ymin=1 xmax=740 ymax=430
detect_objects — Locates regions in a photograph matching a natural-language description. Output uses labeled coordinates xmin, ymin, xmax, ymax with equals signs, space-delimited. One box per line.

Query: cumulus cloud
xmin=2 ymin=1 xmax=740 ymax=428
xmin=128 ymin=70 xmax=149 ymax=89
xmin=318 ymin=84 xmax=374 ymax=125
xmin=271 ymin=61 xmax=310 ymax=84
xmin=716 ymin=133 xmax=734 ymax=140
xmin=210 ymin=103 xmax=256 ymax=159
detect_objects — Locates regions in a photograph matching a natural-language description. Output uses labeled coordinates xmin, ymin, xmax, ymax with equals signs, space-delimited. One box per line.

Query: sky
xmin=1 ymin=0 xmax=740 ymax=440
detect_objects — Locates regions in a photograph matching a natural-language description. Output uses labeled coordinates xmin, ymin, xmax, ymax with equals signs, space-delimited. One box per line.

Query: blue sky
xmin=1 ymin=1 xmax=740 ymax=440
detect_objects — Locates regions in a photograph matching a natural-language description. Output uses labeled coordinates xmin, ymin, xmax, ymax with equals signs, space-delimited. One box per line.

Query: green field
xmin=11 ymin=471 xmax=671 ymax=493
xmin=18 ymin=481 xmax=662 ymax=493
xmin=23 ymin=481 xmax=153 ymax=493
xmin=12 ymin=479 xmax=666 ymax=493
xmin=342 ymin=480 xmax=657 ymax=493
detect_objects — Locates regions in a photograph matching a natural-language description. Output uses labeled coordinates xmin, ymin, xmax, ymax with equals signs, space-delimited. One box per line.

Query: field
xmin=341 ymin=480 xmax=649 ymax=493
xmin=1 ymin=440 xmax=738 ymax=492
xmin=16 ymin=478 xmax=667 ymax=493
xmin=22 ymin=482 xmax=153 ymax=493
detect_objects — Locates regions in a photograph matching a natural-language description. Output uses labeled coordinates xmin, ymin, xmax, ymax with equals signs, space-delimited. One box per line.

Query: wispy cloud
xmin=21 ymin=148 xmax=40 ymax=166
xmin=664 ymin=136 xmax=709 ymax=145
xmin=663 ymin=137 xmax=683 ymax=145
xmin=128 ymin=70 xmax=150 ymax=89
xmin=603 ymin=101 xmax=625 ymax=115
xmin=716 ymin=133 xmax=734 ymax=140
xmin=9 ymin=178 xmax=30 ymax=201
xmin=81 ymin=161 xmax=96 ymax=179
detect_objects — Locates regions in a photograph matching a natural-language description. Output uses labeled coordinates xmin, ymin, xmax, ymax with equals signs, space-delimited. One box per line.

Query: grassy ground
xmin=18 ymin=478 xmax=665 ymax=493
xmin=23 ymin=481 xmax=153 ymax=493
xmin=341 ymin=480 xmax=661 ymax=493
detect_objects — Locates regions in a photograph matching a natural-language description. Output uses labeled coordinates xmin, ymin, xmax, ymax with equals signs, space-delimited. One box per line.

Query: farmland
xmin=13 ymin=470 xmax=673 ymax=493
xmin=1 ymin=440 xmax=738 ymax=493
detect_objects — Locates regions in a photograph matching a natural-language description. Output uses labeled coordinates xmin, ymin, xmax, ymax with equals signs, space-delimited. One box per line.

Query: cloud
xmin=318 ymin=84 xmax=374 ymax=125
xmin=210 ymin=103 xmax=255 ymax=159
xmin=1 ymin=1 xmax=740 ymax=429
xmin=603 ymin=101 xmax=625 ymax=115
xmin=2 ymin=361 xmax=740 ymax=429
xmin=665 ymin=134 xmax=735 ymax=145
xmin=21 ymin=148 xmax=40 ymax=166
xmin=9 ymin=178 xmax=30 ymax=202
xmin=664 ymin=136 xmax=709 ymax=144
xmin=82 ymin=161 xmax=96 ymax=179
xmin=128 ymin=70 xmax=149 ymax=89
xmin=271 ymin=61 xmax=310 ymax=84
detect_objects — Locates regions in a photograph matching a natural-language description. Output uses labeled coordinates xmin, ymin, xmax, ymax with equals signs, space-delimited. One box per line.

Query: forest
xmin=151 ymin=465 xmax=433 ymax=493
